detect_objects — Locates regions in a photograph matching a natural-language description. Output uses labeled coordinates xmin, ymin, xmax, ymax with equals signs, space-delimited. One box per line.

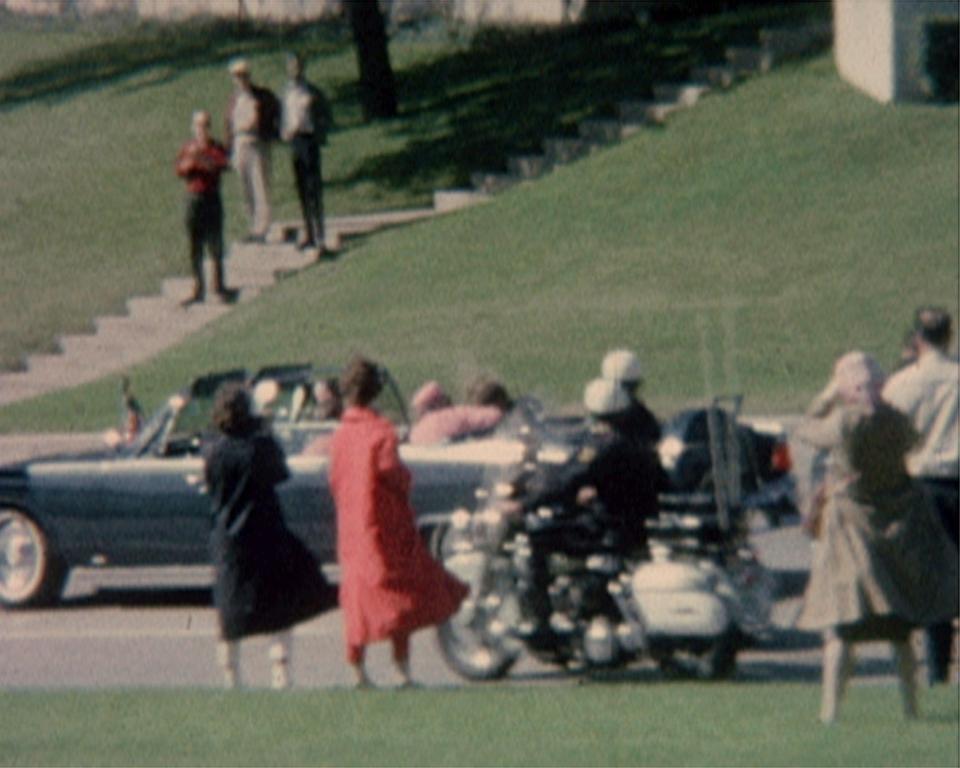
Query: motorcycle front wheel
xmin=432 ymin=523 xmax=521 ymax=681
xmin=657 ymin=630 xmax=738 ymax=680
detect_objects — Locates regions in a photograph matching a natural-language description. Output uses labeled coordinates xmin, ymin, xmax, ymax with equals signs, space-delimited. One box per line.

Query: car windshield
xmin=129 ymin=364 xmax=412 ymax=458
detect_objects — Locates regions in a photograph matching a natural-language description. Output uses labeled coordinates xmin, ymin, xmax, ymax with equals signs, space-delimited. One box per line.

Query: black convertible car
xmin=0 ymin=365 xmax=520 ymax=608
xmin=0 ymin=368 xmax=793 ymax=609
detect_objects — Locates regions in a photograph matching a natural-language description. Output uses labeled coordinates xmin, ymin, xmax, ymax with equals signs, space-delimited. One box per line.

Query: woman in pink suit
xmin=330 ymin=356 xmax=468 ymax=688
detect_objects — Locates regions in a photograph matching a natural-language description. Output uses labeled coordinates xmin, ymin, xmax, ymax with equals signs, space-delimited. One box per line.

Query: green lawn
xmin=2 ymin=3 xmax=956 ymax=433
xmin=0 ymin=46 xmax=955 ymax=433
xmin=0 ymin=684 xmax=957 ymax=766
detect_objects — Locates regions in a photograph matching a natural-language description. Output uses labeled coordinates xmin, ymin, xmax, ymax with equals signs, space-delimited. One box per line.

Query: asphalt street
xmin=0 ymin=522 xmax=919 ymax=692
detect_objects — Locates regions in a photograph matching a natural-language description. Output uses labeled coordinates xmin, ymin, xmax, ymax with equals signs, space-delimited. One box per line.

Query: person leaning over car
xmin=882 ymin=307 xmax=960 ymax=685
xmin=329 ymin=356 xmax=468 ymax=688
xmin=407 ymin=377 xmax=511 ymax=445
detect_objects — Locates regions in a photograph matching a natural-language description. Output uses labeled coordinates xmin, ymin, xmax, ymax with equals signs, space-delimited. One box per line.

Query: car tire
xmin=0 ymin=507 xmax=67 ymax=609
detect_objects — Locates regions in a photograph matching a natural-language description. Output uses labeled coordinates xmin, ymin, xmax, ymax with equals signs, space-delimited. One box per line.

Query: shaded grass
xmin=0 ymin=684 xmax=957 ymax=766
xmin=0 ymin=52 xmax=955 ymax=433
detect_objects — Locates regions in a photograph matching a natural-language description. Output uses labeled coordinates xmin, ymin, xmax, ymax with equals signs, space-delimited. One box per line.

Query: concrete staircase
xmin=446 ymin=21 xmax=832 ymax=202
xmin=0 ymin=22 xmax=831 ymax=409
xmin=0 ymin=211 xmax=436 ymax=407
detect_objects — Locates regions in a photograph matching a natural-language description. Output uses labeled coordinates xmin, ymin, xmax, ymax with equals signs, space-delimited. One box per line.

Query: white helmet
xmin=601 ymin=349 xmax=643 ymax=384
xmin=583 ymin=378 xmax=630 ymax=417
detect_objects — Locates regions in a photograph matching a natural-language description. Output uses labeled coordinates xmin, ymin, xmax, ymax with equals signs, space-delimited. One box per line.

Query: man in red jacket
xmin=174 ymin=110 xmax=234 ymax=306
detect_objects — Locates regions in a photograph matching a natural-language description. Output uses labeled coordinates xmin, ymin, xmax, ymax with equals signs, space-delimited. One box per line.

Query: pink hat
xmin=411 ymin=380 xmax=450 ymax=418
xmin=833 ymin=351 xmax=886 ymax=407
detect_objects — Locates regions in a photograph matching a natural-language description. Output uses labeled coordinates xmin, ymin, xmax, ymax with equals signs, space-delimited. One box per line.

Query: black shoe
xmin=180 ymin=293 xmax=204 ymax=308
xmin=214 ymin=288 xmax=239 ymax=305
xmin=297 ymin=238 xmax=317 ymax=251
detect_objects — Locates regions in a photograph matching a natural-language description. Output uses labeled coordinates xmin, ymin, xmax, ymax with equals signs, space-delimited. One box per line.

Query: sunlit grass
xmin=0 ymin=684 xmax=956 ymax=766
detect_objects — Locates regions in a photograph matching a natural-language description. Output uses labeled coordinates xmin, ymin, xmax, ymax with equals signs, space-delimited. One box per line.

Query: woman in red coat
xmin=330 ymin=356 xmax=468 ymax=688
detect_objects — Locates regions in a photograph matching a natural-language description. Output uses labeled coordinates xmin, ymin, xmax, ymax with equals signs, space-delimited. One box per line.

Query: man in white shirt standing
xmin=883 ymin=307 xmax=960 ymax=684
xmin=225 ymin=59 xmax=278 ymax=243
xmin=282 ymin=52 xmax=332 ymax=259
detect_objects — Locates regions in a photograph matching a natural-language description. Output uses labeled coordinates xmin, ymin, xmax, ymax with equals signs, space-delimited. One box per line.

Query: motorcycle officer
xmin=601 ymin=349 xmax=661 ymax=449
xmin=515 ymin=378 xmax=665 ymax=644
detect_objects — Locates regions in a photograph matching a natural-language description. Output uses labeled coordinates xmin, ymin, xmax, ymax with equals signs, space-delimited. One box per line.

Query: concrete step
xmin=759 ymin=22 xmax=832 ymax=59
xmin=690 ymin=64 xmax=738 ymax=89
xmin=432 ymin=189 xmax=491 ymax=213
xmin=578 ymin=118 xmax=628 ymax=145
xmin=617 ymin=100 xmax=682 ymax=126
xmin=543 ymin=137 xmax=591 ymax=165
xmin=0 ymin=374 xmax=56 ymax=407
xmin=725 ymin=46 xmax=775 ymax=75
xmin=56 ymin=332 xmax=128 ymax=360
xmin=507 ymin=154 xmax=551 ymax=180
xmin=470 ymin=172 xmax=519 ymax=195
xmin=652 ymin=82 xmax=710 ymax=106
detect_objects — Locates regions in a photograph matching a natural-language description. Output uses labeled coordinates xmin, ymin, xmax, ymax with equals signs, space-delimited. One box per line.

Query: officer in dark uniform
xmin=515 ymin=378 xmax=664 ymax=642
xmin=601 ymin=348 xmax=661 ymax=449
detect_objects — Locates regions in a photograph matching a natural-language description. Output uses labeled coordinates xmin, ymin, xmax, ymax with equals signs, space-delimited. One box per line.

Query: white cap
xmin=583 ymin=378 xmax=630 ymax=416
xmin=601 ymin=349 xmax=642 ymax=384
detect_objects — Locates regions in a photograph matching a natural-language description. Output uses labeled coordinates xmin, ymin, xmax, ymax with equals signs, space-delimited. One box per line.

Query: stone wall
xmin=834 ymin=0 xmax=959 ymax=102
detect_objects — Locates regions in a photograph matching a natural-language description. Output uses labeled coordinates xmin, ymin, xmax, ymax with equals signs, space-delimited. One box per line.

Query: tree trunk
xmin=347 ymin=0 xmax=398 ymax=120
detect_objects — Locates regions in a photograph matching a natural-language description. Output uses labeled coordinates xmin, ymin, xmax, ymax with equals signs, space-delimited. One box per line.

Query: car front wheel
xmin=0 ymin=508 xmax=66 ymax=608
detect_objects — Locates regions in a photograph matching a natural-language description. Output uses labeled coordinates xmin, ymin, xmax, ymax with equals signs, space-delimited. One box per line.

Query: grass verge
xmin=0 ymin=50 xmax=955 ymax=433
xmin=0 ymin=684 xmax=957 ymax=766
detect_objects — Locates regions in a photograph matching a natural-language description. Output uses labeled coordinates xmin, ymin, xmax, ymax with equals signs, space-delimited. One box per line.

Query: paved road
xmin=0 ymin=524 xmax=917 ymax=692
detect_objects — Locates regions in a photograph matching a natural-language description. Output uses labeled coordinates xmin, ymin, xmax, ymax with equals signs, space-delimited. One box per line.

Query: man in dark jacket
xmin=601 ymin=348 xmax=661 ymax=448
xmin=282 ymin=52 xmax=333 ymax=258
xmin=515 ymin=377 xmax=664 ymax=642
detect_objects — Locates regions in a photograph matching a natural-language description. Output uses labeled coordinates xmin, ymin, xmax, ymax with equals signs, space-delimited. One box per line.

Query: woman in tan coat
xmin=795 ymin=351 xmax=958 ymax=724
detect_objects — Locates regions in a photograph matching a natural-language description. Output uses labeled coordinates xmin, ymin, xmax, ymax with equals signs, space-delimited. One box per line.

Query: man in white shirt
xmin=883 ymin=307 xmax=960 ymax=684
xmin=225 ymin=59 xmax=278 ymax=243
xmin=282 ymin=53 xmax=332 ymax=258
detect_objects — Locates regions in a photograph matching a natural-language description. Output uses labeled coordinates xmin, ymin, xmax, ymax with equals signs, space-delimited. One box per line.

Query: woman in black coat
xmin=204 ymin=382 xmax=336 ymax=689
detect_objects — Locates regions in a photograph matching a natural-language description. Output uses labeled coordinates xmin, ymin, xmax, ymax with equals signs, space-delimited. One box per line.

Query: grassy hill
xmin=0 ymin=8 xmax=956 ymax=432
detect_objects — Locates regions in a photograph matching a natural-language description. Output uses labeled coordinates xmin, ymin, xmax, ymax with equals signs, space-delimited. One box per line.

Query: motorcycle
xmin=431 ymin=398 xmax=775 ymax=681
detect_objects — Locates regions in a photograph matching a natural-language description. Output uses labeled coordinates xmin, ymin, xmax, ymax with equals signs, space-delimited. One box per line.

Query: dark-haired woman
xmin=204 ymin=382 xmax=336 ymax=689
xmin=330 ymin=356 xmax=468 ymax=687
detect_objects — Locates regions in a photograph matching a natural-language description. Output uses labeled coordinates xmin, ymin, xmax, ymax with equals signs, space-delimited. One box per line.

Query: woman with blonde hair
xmin=795 ymin=351 xmax=958 ymax=723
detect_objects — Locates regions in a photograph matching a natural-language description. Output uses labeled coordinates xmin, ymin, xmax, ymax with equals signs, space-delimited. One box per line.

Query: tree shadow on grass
xmin=0 ymin=17 xmax=352 ymax=112
xmin=331 ymin=1 xmax=830 ymax=193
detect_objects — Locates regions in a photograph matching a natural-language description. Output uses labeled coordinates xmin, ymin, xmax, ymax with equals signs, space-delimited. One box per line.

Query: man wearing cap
xmin=514 ymin=378 xmax=664 ymax=643
xmin=601 ymin=349 xmax=662 ymax=449
xmin=282 ymin=53 xmax=333 ymax=258
xmin=225 ymin=58 xmax=279 ymax=243
xmin=174 ymin=110 xmax=234 ymax=306
xmin=883 ymin=307 xmax=960 ymax=684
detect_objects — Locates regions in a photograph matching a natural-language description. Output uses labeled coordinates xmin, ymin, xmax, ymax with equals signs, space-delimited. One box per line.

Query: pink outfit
xmin=408 ymin=405 xmax=504 ymax=445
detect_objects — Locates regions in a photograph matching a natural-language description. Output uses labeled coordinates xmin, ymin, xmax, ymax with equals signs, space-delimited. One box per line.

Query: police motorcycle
xmin=431 ymin=391 xmax=775 ymax=682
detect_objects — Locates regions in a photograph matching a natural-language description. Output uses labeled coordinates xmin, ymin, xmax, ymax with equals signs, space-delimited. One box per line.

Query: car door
xmin=279 ymin=453 xmax=336 ymax=565
xmin=89 ymin=450 xmax=212 ymax=566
